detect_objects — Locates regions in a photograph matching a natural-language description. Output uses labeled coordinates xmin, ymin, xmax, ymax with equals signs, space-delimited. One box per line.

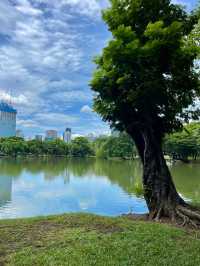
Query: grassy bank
xmin=1 ymin=214 xmax=200 ymax=266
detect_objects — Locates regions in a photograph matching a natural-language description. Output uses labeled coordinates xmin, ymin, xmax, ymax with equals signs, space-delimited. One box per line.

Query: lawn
xmin=1 ymin=213 xmax=200 ymax=266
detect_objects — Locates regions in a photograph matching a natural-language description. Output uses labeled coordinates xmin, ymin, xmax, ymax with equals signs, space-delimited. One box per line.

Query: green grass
xmin=1 ymin=214 xmax=200 ymax=266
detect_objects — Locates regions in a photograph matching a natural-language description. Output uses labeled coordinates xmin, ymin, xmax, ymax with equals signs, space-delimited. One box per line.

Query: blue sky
xmin=0 ymin=0 xmax=198 ymax=138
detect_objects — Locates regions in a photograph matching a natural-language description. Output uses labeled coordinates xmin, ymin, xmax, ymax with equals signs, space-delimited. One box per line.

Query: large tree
xmin=90 ymin=0 xmax=200 ymax=225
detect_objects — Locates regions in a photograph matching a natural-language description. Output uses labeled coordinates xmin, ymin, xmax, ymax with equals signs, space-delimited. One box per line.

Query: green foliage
xmin=0 ymin=137 xmax=93 ymax=158
xmin=94 ymin=133 xmax=136 ymax=159
xmin=90 ymin=0 xmax=200 ymax=140
xmin=0 ymin=137 xmax=28 ymax=156
xmin=70 ymin=137 xmax=94 ymax=157
xmin=186 ymin=20 xmax=200 ymax=57
xmin=0 ymin=135 xmax=137 ymax=159
xmin=187 ymin=7 xmax=200 ymax=58
xmin=164 ymin=122 xmax=200 ymax=160
xmin=43 ymin=139 xmax=69 ymax=155
xmin=27 ymin=140 xmax=46 ymax=155
xmin=3 ymin=125 xmax=200 ymax=161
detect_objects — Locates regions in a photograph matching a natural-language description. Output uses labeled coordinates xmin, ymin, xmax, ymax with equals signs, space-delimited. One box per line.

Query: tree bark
xmin=129 ymin=126 xmax=200 ymax=226
xmin=141 ymin=127 xmax=184 ymax=219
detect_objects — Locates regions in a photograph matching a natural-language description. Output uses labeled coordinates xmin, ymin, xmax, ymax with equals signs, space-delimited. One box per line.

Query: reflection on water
xmin=0 ymin=158 xmax=199 ymax=219
xmin=170 ymin=162 xmax=200 ymax=203
xmin=0 ymin=176 xmax=12 ymax=208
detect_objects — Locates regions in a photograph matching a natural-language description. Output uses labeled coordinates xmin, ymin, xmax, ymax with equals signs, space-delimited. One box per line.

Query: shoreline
xmin=0 ymin=154 xmax=200 ymax=164
xmin=1 ymin=154 xmax=200 ymax=163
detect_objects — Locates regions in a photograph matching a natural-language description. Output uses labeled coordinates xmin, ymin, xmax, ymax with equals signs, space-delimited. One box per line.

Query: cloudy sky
xmin=0 ymin=0 xmax=198 ymax=137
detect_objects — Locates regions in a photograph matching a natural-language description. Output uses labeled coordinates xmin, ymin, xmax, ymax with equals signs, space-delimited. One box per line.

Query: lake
xmin=0 ymin=157 xmax=200 ymax=219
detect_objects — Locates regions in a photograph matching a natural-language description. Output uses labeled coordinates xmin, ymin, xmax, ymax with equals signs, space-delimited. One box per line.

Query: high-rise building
xmin=0 ymin=102 xmax=17 ymax=138
xmin=45 ymin=130 xmax=58 ymax=141
xmin=16 ymin=129 xmax=24 ymax=139
xmin=87 ymin=133 xmax=96 ymax=142
xmin=63 ymin=128 xmax=72 ymax=143
xmin=35 ymin=135 xmax=43 ymax=141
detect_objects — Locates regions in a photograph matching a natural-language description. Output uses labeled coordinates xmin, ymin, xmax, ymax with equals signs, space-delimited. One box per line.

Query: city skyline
xmin=0 ymin=0 xmax=198 ymax=137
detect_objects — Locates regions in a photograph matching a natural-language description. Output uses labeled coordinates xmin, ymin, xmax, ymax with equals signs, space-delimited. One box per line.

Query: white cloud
xmin=0 ymin=0 xmax=110 ymax=136
xmin=15 ymin=0 xmax=43 ymax=16
xmin=0 ymin=90 xmax=28 ymax=106
xmin=0 ymin=1 xmax=20 ymax=35
xmin=61 ymin=0 xmax=103 ymax=17
xmin=0 ymin=2 xmax=83 ymax=115
xmin=17 ymin=112 xmax=79 ymax=132
xmin=81 ymin=105 xmax=93 ymax=114
xmin=34 ymin=112 xmax=79 ymax=127
xmin=17 ymin=119 xmax=39 ymax=128
xmin=49 ymin=90 xmax=92 ymax=104
xmin=33 ymin=0 xmax=109 ymax=18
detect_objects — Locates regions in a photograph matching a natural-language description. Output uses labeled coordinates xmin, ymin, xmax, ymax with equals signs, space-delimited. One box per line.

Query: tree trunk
xmin=130 ymin=126 xmax=200 ymax=226
xmin=141 ymin=127 xmax=184 ymax=220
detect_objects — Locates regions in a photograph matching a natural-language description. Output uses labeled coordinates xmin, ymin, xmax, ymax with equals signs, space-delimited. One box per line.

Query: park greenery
xmin=1 ymin=123 xmax=200 ymax=161
xmin=164 ymin=122 xmax=200 ymax=161
xmin=0 ymin=137 xmax=94 ymax=158
xmin=1 ymin=1 xmax=200 ymax=265
xmin=0 ymin=133 xmax=136 ymax=159
xmin=1 ymin=213 xmax=200 ymax=266
xmin=94 ymin=132 xmax=137 ymax=159
xmin=90 ymin=0 xmax=200 ymax=224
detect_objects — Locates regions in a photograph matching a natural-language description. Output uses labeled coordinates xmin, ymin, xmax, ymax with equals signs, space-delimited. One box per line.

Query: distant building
xmin=99 ymin=134 xmax=109 ymax=138
xmin=35 ymin=135 xmax=43 ymax=141
xmin=16 ymin=129 xmax=24 ymax=139
xmin=63 ymin=128 xmax=72 ymax=143
xmin=87 ymin=133 xmax=96 ymax=142
xmin=45 ymin=130 xmax=58 ymax=141
xmin=25 ymin=137 xmax=33 ymax=141
xmin=0 ymin=102 xmax=17 ymax=138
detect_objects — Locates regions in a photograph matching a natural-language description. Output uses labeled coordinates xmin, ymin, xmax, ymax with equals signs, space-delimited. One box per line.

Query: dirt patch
xmin=123 ymin=213 xmax=149 ymax=221
xmin=35 ymin=216 xmax=124 ymax=234
xmin=88 ymin=223 xmax=124 ymax=234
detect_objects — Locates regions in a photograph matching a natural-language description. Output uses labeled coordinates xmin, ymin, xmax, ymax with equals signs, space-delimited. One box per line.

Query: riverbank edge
xmin=1 ymin=213 xmax=200 ymax=266
xmin=1 ymin=154 xmax=200 ymax=164
xmin=0 ymin=154 xmax=133 ymax=160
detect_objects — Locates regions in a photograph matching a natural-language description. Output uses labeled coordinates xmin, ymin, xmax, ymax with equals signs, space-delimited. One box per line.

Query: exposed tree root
xmin=175 ymin=205 xmax=200 ymax=228
xmin=149 ymin=204 xmax=200 ymax=229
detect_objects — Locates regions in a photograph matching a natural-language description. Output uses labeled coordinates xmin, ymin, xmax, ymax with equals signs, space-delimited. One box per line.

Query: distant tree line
xmin=164 ymin=122 xmax=200 ymax=161
xmin=93 ymin=132 xmax=137 ymax=159
xmin=1 ymin=124 xmax=200 ymax=161
xmin=0 ymin=133 xmax=136 ymax=159
xmin=0 ymin=137 xmax=94 ymax=158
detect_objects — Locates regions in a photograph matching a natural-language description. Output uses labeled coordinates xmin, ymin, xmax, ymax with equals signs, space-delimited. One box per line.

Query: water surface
xmin=0 ymin=158 xmax=199 ymax=219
